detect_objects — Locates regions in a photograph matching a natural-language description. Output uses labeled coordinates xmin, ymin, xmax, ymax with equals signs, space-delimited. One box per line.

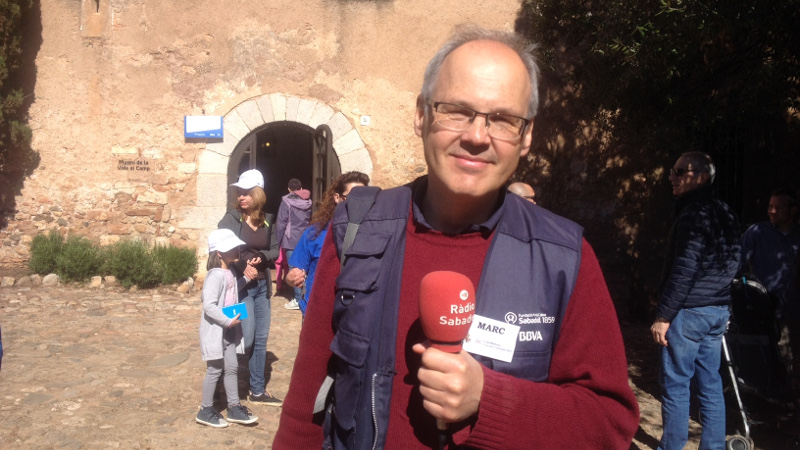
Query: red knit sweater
xmin=274 ymin=218 xmax=639 ymax=449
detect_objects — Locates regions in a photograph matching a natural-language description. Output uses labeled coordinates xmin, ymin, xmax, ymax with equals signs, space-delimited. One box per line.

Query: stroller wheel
xmin=726 ymin=435 xmax=753 ymax=450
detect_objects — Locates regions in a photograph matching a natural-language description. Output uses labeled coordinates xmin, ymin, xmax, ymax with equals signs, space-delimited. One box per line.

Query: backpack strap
xmin=339 ymin=186 xmax=381 ymax=270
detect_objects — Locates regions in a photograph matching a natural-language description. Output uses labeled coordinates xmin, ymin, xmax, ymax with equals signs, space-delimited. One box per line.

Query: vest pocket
xmin=329 ymin=327 xmax=371 ymax=430
xmin=336 ymin=233 xmax=392 ymax=292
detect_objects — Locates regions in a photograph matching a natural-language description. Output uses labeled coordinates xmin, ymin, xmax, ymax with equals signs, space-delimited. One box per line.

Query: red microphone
xmin=418 ymin=271 xmax=477 ymax=444
xmin=419 ymin=271 xmax=477 ymax=352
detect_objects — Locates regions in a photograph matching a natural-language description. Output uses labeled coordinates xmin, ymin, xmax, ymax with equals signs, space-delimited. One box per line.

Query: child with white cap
xmin=196 ymin=228 xmax=259 ymax=428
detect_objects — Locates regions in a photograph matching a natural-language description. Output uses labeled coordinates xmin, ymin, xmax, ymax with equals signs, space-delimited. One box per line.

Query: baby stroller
xmin=723 ymin=274 xmax=784 ymax=450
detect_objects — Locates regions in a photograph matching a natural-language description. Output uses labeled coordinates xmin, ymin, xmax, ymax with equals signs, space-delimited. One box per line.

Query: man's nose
xmin=462 ymin=115 xmax=491 ymax=143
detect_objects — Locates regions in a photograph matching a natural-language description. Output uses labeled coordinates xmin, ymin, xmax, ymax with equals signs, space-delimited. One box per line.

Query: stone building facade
xmin=0 ymin=0 xmax=524 ymax=268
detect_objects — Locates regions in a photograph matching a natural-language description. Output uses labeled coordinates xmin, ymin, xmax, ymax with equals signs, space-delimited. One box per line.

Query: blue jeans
xmin=240 ymin=279 xmax=271 ymax=395
xmin=659 ymin=305 xmax=729 ymax=450
xmin=285 ymin=249 xmax=303 ymax=303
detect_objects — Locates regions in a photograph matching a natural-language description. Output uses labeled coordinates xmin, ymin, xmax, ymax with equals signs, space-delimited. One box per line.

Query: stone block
xmin=223 ymin=111 xmax=250 ymax=140
xmin=16 ymin=276 xmax=32 ymax=287
xmin=327 ymin=112 xmax=354 ymax=141
xmin=154 ymin=207 xmax=163 ymax=222
xmin=138 ymin=190 xmax=169 ymax=205
xmin=108 ymin=224 xmax=132 ymax=235
xmin=30 ymin=274 xmax=41 ymax=284
xmin=178 ymin=163 xmax=196 ymax=174
xmin=270 ymin=93 xmax=287 ymax=121
xmin=1 ymin=277 xmax=14 ymax=287
xmin=90 ymin=276 xmax=102 ymax=288
xmin=161 ymin=205 xmax=172 ymax=222
xmin=42 ymin=274 xmax=60 ymax=286
xmin=126 ymin=208 xmax=155 ymax=217
xmin=285 ymin=96 xmax=300 ymax=121
xmin=256 ymin=95 xmax=275 ymax=123
xmin=196 ymin=174 xmax=228 ymax=208
xmin=308 ymin=103 xmax=335 ymax=129
xmin=297 ymin=98 xmax=317 ymax=125
xmin=177 ymin=206 xmax=226 ymax=230
xmin=339 ymin=148 xmax=374 ymax=177
xmin=235 ymin=100 xmax=264 ymax=130
xmin=333 ymin=129 xmax=366 ymax=155
xmin=104 ymin=276 xmax=117 ymax=286
xmin=198 ymin=150 xmax=228 ymax=175
xmin=134 ymin=224 xmax=155 ymax=234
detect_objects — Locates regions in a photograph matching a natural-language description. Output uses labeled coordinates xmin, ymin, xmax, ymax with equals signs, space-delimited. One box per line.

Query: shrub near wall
xmin=27 ymin=233 xmax=198 ymax=288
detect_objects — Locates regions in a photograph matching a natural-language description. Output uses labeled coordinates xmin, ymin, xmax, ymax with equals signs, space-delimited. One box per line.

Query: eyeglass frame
xmin=669 ymin=167 xmax=705 ymax=177
xmin=427 ymin=101 xmax=532 ymax=141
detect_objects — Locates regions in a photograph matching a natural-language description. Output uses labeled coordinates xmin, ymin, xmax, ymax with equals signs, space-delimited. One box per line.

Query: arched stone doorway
xmin=182 ymin=93 xmax=373 ymax=249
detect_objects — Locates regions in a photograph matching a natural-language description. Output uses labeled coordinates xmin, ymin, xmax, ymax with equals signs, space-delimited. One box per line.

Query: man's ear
xmin=414 ymin=95 xmax=427 ymax=138
xmin=698 ymin=172 xmax=710 ymax=185
xmin=519 ymin=118 xmax=534 ymax=158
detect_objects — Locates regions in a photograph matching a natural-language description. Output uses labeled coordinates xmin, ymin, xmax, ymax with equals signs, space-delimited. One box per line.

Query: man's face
xmin=668 ymin=156 xmax=707 ymax=197
xmin=414 ymin=40 xmax=533 ymax=203
xmin=768 ymin=195 xmax=796 ymax=229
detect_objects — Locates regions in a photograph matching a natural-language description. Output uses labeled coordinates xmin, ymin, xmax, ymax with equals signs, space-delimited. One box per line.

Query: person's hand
xmin=247 ymin=257 xmax=261 ymax=267
xmin=651 ymin=318 xmax=670 ymax=347
xmin=243 ymin=264 xmax=258 ymax=280
xmin=412 ymin=343 xmax=484 ymax=424
xmin=285 ymin=268 xmax=306 ymax=288
xmin=229 ymin=314 xmax=241 ymax=328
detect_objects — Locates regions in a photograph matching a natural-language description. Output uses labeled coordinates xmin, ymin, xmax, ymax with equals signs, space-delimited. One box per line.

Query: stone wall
xmin=0 ymin=0 xmax=524 ymax=267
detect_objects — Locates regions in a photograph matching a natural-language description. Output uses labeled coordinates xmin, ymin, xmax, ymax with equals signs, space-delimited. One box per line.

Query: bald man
xmin=508 ymin=181 xmax=536 ymax=204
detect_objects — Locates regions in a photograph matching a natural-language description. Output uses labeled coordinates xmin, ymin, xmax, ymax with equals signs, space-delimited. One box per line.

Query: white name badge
xmin=462 ymin=315 xmax=520 ymax=363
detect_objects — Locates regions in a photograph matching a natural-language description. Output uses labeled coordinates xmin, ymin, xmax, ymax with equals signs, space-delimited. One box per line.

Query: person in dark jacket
xmin=652 ymin=151 xmax=741 ymax=450
xmin=217 ymin=169 xmax=282 ymax=406
xmin=274 ymin=178 xmax=312 ymax=310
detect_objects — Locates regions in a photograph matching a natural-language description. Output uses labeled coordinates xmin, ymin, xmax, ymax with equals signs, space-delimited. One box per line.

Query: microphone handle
xmin=437 ymin=418 xmax=448 ymax=450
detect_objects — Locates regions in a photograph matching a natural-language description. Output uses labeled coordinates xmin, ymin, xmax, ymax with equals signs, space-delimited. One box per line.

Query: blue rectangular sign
xmin=184 ymin=116 xmax=223 ymax=138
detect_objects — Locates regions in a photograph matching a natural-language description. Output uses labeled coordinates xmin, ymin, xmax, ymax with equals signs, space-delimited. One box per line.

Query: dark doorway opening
xmin=227 ymin=121 xmax=340 ymax=217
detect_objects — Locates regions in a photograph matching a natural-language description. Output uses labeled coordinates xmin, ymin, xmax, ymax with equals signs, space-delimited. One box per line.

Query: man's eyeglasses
xmin=670 ymin=167 xmax=696 ymax=177
xmin=429 ymin=101 xmax=531 ymax=142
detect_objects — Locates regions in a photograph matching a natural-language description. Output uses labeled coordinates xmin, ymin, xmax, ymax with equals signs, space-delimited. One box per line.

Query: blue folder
xmin=222 ymin=303 xmax=248 ymax=320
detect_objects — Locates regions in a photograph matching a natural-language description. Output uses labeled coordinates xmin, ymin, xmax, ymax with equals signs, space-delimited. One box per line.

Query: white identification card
xmin=462 ymin=314 xmax=520 ymax=363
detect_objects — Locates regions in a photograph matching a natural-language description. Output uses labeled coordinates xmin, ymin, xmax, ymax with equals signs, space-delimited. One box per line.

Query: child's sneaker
xmin=284 ymin=299 xmax=300 ymax=310
xmin=196 ymin=406 xmax=229 ymax=428
xmin=249 ymin=390 xmax=283 ymax=406
xmin=226 ymin=404 xmax=258 ymax=424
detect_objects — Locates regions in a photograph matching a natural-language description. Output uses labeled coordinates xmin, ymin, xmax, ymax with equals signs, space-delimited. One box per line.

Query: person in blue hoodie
xmin=274 ymin=178 xmax=312 ymax=310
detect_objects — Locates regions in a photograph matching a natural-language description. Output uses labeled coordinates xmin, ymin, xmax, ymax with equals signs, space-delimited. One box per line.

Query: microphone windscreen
xmin=419 ymin=271 xmax=476 ymax=352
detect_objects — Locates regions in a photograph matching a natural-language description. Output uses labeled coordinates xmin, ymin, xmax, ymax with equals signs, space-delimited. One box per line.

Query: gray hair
xmin=681 ymin=151 xmax=716 ymax=184
xmin=420 ymin=25 xmax=540 ymax=118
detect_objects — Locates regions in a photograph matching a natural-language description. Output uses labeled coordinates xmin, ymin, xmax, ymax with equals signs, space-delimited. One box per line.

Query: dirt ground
xmin=0 ymin=269 xmax=798 ymax=449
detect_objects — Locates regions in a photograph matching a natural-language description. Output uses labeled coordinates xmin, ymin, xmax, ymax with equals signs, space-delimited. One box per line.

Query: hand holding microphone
xmin=414 ymin=271 xmax=483 ymax=442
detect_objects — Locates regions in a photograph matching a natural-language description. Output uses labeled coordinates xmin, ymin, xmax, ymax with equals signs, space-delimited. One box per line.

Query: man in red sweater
xmin=274 ymin=25 xmax=639 ymax=449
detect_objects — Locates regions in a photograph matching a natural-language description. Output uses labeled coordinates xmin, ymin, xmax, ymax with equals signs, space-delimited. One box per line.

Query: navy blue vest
xmin=324 ymin=180 xmax=583 ymax=449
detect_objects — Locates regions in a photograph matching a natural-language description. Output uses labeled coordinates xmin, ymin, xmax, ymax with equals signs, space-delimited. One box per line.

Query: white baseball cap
xmin=230 ymin=169 xmax=264 ymax=190
xmin=208 ymin=229 xmax=245 ymax=253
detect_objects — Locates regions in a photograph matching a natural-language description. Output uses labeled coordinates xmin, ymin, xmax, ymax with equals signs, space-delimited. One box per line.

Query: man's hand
xmin=412 ymin=343 xmax=483 ymax=424
xmin=285 ymin=268 xmax=306 ymax=288
xmin=651 ymin=318 xmax=671 ymax=347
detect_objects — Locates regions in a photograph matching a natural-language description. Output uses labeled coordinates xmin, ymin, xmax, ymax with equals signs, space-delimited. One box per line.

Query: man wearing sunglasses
xmin=652 ymin=151 xmax=741 ymax=449
xmin=275 ymin=25 xmax=639 ymax=449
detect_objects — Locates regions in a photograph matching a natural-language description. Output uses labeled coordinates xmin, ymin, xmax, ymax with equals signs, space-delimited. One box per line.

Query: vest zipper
xmin=371 ymin=372 xmax=379 ymax=450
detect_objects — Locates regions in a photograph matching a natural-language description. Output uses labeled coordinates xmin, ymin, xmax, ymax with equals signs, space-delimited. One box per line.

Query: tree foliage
xmin=0 ymin=0 xmax=36 ymax=226
xmin=514 ymin=0 xmax=800 ymax=319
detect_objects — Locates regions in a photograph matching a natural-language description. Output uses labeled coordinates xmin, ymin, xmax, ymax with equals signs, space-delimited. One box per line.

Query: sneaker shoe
xmin=226 ymin=404 xmax=258 ymax=424
xmin=284 ymin=299 xmax=300 ymax=310
xmin=196 ymin=406 xmax=229 ymax=428
xmin=249 ymin=391 xmax=283 ymax=406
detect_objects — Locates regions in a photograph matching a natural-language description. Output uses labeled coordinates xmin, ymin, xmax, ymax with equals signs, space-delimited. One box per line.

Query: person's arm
xmin=274 ymin=199 xmax=288 ymax=249
xmin=273 ymin=229 xmax=339 ymax=448
xmin=202 ymin=271 xmax=232 ymax=328
xmin=739 ymin=225 xmax=756 ymax=274
xmin=440 ymin=240 xmax=639 ymax=449
xmin=286 ymin=228 xmax=315 ymax=288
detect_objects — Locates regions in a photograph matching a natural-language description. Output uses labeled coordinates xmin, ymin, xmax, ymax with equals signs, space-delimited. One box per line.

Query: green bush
xmin=55 ymin=236 xmax=104 ymax=282
xmin=28 ymin=231 xmax=64 ymax=275
xmin=152 ymin=244 xmax=198 ymax=285
xmin=104 ymin=240 xmax=160 ymax=289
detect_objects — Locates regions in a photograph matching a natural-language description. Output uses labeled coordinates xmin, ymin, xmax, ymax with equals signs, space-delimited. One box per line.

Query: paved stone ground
xmin=0 ymin=279 xmax=796 ymax=448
